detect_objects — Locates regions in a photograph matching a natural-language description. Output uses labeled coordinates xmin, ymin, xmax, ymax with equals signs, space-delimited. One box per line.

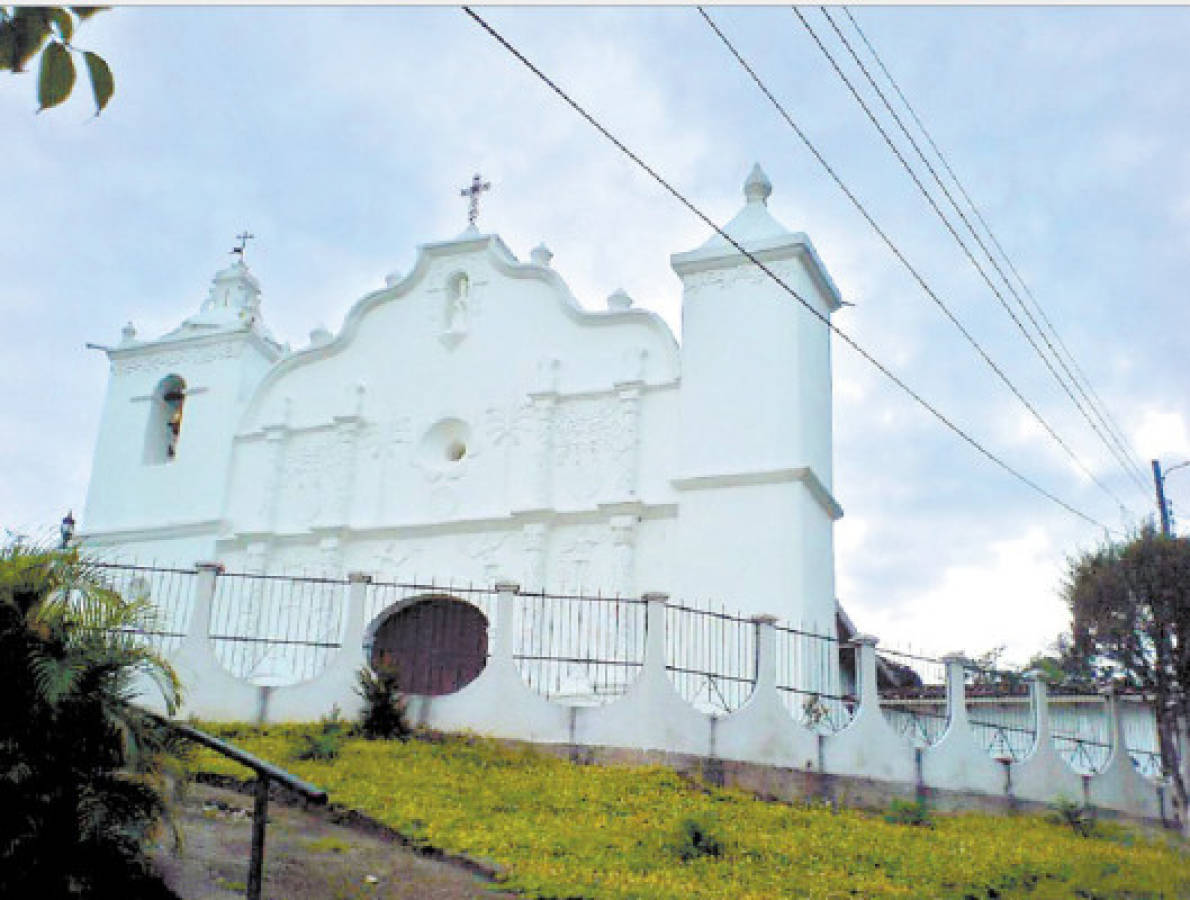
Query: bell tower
xmin=81 ymin=252 xmax=284 ymax=552
xmin=670 ymin=164 xmax=844 ymax=630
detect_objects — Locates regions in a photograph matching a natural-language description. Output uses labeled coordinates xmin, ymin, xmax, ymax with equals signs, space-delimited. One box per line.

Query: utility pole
xmin=1153 ymin=459 xmax=1172 ymax=537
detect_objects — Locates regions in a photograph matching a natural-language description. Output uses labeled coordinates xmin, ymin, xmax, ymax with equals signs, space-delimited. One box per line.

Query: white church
xmin=79 ymin=165 xmax=844 ymax=633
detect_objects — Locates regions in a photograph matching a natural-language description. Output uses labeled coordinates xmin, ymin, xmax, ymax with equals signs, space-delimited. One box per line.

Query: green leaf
xmin=0 ymin=22 xmax=15 ymax=71
xmin=48 ymin=7 xmax=73 ymax=43
xmin=37 ymin=39 xmax=74 ymax=110
xmin=70 ymin=6 xmax=108 ymax=20
xmin=83 ymin=49 xmax=111 ymax=113
xmin=12 ymin=7 xmax=52 ymax=72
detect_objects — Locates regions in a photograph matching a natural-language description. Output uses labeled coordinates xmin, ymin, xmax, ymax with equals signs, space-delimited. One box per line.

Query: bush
xmin=356 ymin=667 xmax=411 ymax=741
xmin=1048 ymin=797 xmax=1098 ymax=837
xmin=0 ymin=543 xmax=184 ymax=898
xmin=295 ymin=706 xmax=348 ymax=761
xmin=883 ymin=797 xmax=933 ymax=828
xmin=670 ymin=816 xmax=725 ymax=862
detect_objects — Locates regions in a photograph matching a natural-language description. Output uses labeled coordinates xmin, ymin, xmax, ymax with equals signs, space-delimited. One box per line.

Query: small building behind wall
xmin=79 ymin=166 xmax=844 ymax=636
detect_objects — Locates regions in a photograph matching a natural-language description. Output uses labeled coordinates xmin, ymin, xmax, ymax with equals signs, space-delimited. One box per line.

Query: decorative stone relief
xmin=554 ymin=396 xmax=617 ymax=504
xmin=520 ymin=523 xmax=549 ymax=592
xmin=278 ymin=429 xmax=337 ymax=528
xmin=375 ymin=539 xmax=422 ymax=581
xmin=682 ymin=266 xmax=776 ymax=295
xmin=554 ymin=526 xmax=605 ymax=594
xmin=112 ymin=341 xmax=241 ymax=375
xmin=359 ymin=414 xmax=412 ymax=522
xmin=608 ymin=515 xmax=638 ymax=598
xmin=613 ymin=384 xmax=643 ymax=500
xmin=512 ymin=396 xmax=555 ymax=509
xmin=257 ymin=424 xmax=289 ymax=528
xmin=327 ymin=389 xmax=365 ymax=527
xmin=462 ymin=530 xmax=509 ymax=563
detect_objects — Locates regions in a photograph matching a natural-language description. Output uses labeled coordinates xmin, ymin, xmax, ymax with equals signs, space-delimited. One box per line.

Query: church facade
xmin=79 ymin=166 xmax=844 ymax=631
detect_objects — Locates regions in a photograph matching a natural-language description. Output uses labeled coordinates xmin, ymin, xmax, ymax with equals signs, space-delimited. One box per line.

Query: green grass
xmin=186 ymin=723 xmax=1189 ymax=899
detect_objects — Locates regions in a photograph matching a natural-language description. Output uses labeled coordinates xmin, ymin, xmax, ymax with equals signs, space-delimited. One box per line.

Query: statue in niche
xmin=446 ymin=272 xmax=470 ymax=334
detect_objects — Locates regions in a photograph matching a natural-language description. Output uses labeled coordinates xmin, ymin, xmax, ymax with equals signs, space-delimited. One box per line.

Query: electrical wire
xmin=696 ymin=7 xmax=1131 ymax=514
xmin=798 ymin=6 xmax=1148 ymax=503
xmin=839 ymin=6 xmax=1149 ymax=491
xmin=461 ymin=6 xmax=1113 ymax=533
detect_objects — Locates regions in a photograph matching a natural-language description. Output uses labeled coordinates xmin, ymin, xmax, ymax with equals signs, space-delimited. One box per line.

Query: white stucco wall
xmin=79 ymin=166 xmax=843 ymax=630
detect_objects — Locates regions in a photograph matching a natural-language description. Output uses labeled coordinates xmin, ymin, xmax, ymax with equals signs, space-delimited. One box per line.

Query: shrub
xmin=356 ymin=666 xmax=411 ymax=741
xmin=296 ymin=706 xmax=349 ymax=761
xmin=1048 ymin=797 xmax=1098 ymax=837
xmin=670 ymin=815 xmax=725 ymax=862
xmin=0 ymin=542 xmax=184 ymax=898
xmin=883 ymin=797 xmax=933 ymax=827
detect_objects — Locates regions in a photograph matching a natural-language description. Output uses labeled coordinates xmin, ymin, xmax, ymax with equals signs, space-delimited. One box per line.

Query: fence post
xmin=1100 ymin=684 xmax=1127 ymax=770
xmin=942 ymin=653 xmax=971 ymax=732
xmin=342 ymin=571 xmax=372 ymax=663
xmin=1026 ymin=669 xmax=1052 ymax=751
xmin=641 ymin=592 xmax=669 ymax=680
xmin=751 ymin=614 xmax=777 ymax=692
xmin=182 ymin=561 xmax=223 ymax=655
xmin=852 ymin=634 xmax=879 ymax=713
xmin=493 ymin=581 xmax=520 ymax=663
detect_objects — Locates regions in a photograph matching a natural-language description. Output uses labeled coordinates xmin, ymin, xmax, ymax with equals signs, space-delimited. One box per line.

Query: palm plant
xmin=0 ymin=541 xmax=184 ymax=898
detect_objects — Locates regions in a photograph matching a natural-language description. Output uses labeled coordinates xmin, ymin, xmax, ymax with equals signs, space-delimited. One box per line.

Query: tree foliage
xmin=1065 ymin=525 xmax=1190 ymax=698
xmin=0 ymin=7 xmax=113 ymax=114
xmin=1063 ymin=524 xmax=1190 ymax=831
xmin=0 ymin=542 xmax=183 ymax=897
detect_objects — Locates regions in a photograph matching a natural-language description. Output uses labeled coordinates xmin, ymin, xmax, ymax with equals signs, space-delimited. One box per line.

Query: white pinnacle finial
xmin=744 ymin=163 xmax=772 ymax=205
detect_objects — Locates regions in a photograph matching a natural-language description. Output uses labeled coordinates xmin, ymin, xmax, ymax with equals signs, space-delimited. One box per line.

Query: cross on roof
xmin=459 ymin=174 xmax=491 ymax=229
xmin=231 ymin=231 xmax=256 ymax=258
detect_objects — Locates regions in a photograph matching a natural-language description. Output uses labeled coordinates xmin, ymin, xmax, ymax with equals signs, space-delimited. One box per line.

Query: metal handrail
xmin=149 ymin=714 xmax=327 ymax=900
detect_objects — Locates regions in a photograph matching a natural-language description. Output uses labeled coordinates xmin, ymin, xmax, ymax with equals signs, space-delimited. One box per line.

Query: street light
xmin=59 ymin=510 xmax=75 ymax=549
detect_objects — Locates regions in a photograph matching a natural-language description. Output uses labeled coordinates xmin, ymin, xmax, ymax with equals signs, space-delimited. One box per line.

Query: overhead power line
xmin=461 ymin=6 xmax=1111 ymax=533
xmin=839 ymin=7 xmax=1149 ymax=491
xmin=798 ymin=6 xmax=1149 ymax=503
xmin=696 ymin=7 xmax=1131 ymax=514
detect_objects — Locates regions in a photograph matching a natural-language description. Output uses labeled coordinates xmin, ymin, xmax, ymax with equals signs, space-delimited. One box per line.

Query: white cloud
xmin=850 ymin=526 xmax=1068 ymax=666
xmin=1131 ymin=408 xmax=1190 ymax=460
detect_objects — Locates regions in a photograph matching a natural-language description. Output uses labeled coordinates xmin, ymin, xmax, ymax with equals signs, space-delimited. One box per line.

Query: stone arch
xmin=364 ymin=594 xmax=488 ymax=695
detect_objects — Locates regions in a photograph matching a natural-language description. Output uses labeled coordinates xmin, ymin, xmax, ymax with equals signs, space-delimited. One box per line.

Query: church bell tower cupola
xmin=81 ymin=240 xmax=284 ymax=540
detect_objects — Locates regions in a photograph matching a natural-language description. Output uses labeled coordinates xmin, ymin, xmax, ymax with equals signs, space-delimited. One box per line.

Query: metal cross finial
xmin=232 ymin=231 xmax=256 ymax=258
xmin=459 ymin=174 xmax=491 ymax=228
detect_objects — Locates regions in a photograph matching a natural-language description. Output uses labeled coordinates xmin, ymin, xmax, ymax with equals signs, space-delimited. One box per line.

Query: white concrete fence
xmin=110 ymin=562 xmax=1172 ymax=823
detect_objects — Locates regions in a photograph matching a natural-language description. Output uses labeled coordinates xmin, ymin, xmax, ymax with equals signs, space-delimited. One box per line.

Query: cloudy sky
xmin=3 ymin=5 xmax=1189 ymax=664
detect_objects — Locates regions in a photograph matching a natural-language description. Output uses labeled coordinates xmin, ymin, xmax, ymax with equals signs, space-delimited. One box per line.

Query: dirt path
xmin=150 ymin=782 xmax=518 ymax=900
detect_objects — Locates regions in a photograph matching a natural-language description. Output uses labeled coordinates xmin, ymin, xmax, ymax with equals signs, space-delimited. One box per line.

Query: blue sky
xmin=3 ymin=6 xmax=1189 ymax=664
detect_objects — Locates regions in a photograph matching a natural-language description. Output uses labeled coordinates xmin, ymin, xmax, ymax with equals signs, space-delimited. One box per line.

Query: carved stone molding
xmin=112 ymin=341 xmax=241 ymax=375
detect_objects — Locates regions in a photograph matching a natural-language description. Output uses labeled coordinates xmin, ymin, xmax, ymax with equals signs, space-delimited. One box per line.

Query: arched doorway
xmin=368 ymin=596 xmax=488 ymax=695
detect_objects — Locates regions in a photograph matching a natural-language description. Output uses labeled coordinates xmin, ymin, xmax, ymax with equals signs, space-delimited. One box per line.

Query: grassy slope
xmin=187 ymin=724 xmax=1188 ymax=899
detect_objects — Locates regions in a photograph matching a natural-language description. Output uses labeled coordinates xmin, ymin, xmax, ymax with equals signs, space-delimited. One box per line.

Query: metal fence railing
xmin=775 ymin=624 xmax=854 ymax=732
xmin=210 ymin=571 xmax=348 ymax=683
xmin=877 ymin=647 xmax=949 ymax=747
xmin=515 ymin=591 xmax=646 ymax=704
xmin=87 ymin=563 xmax=1164 ymax=775
xmin=92 ymin=561 xmax=197 ymax=658
xmin=666 ymin=600 xmax=756 ymax=715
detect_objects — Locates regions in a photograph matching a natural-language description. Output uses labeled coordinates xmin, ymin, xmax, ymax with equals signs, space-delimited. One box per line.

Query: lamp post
xmin=59 ymin=510 xmax=75 ymax=549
